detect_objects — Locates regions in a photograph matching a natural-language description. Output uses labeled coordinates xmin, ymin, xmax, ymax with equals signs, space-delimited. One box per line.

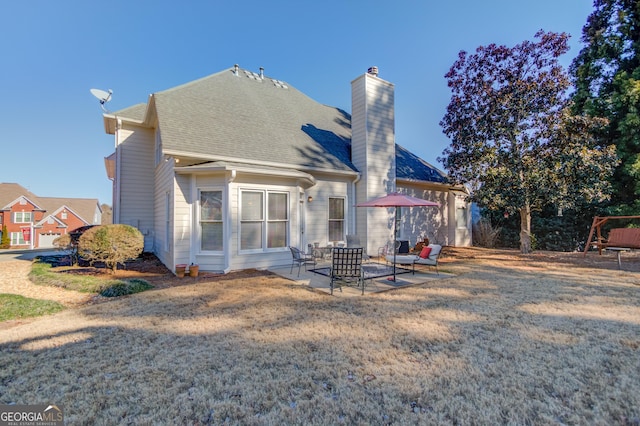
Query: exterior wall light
xmin=307 ymin=196 xmax=313 ymax=203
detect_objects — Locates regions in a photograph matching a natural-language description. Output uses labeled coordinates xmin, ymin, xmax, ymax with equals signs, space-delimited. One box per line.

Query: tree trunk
xmin=519 ymin=204 xmax=532 ymax=254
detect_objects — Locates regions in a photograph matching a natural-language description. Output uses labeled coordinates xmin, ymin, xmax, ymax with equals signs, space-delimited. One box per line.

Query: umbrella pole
xmin=393 ymin=207 xmax=398 ymax=281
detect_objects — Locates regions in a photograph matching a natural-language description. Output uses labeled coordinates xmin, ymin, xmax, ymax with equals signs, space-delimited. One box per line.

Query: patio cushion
xmin=385 ymin=254 xmax=418 ymax=265
xmin=427 ymin=244 xmax=441 ymax=259
xmin=419 ymin=246 xmax=432 ymax=259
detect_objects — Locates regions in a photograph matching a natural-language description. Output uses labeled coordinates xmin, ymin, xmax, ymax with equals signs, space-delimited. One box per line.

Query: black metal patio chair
xmin=330 ymin=247 xmax=364 ymax=295
xmin=289 ymin=246 xmax=316 ymax=277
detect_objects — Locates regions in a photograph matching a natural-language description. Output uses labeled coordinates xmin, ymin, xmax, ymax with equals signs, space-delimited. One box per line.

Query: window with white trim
xmin=240 ymin=190 xmax=288 ymax=251
xmin=456 ymin=206 xmax=468 ymax=228
xmin=267 ymin=192 xmax=288 ymax=249
xmin=328 ymin=197 xmax=345 ymax=242
xmin=200 ymin=190 xmax=223 ymax=251
xmin=10 ymin=232 xmax=26 ymax=245
xmin=13 ymin=212 xmax=32 ymax=223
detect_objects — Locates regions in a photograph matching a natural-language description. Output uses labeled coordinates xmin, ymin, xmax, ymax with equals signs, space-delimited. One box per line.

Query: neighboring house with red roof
xmin=100 ymin=65 xmax=471 ymax=273
xmin=0 ymin=183 xmax=102 ymax=249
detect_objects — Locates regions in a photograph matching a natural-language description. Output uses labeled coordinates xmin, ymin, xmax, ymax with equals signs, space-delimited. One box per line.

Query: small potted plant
xmin=189 ymin=263 xmax=199 ymax=277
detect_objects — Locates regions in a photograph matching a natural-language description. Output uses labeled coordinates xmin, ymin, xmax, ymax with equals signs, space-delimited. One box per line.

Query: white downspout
xmin=189 ymin=175 xmax=196 ymax=266
xmin=351 ymin=172 xmax=361 ymax=235
xmin=114 ymin=118 xmax=122 ymax=224
xmin=225 ymin=170 xmax=236 ymax=273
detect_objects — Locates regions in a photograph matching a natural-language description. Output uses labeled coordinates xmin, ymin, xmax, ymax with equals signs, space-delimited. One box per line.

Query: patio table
xmin=312 ymin=245 xmax=345 ymax=260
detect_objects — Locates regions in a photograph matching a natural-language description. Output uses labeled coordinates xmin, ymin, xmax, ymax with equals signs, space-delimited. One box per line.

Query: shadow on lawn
xmin=2 ymin=254 xmax=640 ymax=424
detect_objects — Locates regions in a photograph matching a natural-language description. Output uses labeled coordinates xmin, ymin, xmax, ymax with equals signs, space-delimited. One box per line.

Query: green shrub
xmin=99 ymin=279 xmax=153 ymax=297
xmin=78 ymin=224 xmax=144 ymax=273
xmin=0 ymin=224 xmax=9 ymax=249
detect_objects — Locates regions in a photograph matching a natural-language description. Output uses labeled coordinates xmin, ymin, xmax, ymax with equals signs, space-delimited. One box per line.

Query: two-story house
xmin=0 ymin=183 xmax=102 ymax=249
xmin=100 ymin=65 xmax=471 ymax=273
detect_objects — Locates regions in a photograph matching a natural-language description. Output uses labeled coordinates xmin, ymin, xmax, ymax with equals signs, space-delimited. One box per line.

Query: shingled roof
xmin=38 ymin=197 xmax=100 ymax=226
xmin=0 ymin=183 xmax=42 ymax=210
xmin=113 ymin=66 xmax=448 ymax=183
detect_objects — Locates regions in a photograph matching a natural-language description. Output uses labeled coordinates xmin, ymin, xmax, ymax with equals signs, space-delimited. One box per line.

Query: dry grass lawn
xmin=1 ymin=248 xmax=639 ymax=425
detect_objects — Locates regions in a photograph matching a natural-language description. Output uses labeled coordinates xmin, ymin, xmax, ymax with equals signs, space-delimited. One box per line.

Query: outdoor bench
xmin=601 ymin=228 xmax=640 ymax=269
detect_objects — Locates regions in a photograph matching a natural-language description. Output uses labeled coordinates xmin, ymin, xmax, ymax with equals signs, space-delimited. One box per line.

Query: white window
xmin=61 ymin=211 xmax=67 ymax=219
xmin=267 ymin=192 xmax=288 ymax=249
xmin=10 ymin=232 xmax=26 ymax=245
xmin=13 ymin=212 xmax=32 ymax=223
xmin=240 ymin=190 xmax=288 ymax=251
xmin=328 ymin=197 xmax=345 ymax=242
xmin=200 ymin=190 xmax=223 ymax=251
xmin=456 ymin=206 xmax=468 ymax=228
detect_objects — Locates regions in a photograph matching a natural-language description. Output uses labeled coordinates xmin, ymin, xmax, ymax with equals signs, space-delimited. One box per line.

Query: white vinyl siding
xmin=304 ymin=178 xmax=351 ymax=248
xmin=396 ymin=183 xmax=453 ymax=247
xmin=351 ymin=73 xmax=396 ymax=254
xmin=165 ymin=192 xmax=170 ymax=252
xmin=153 ymin=151 xmax=176 ymax=268
xmin=173 ymin=174 xmax=193 ymax=266
xmin=154 ymin=129 xmax=162 ymax=166
xmin=117 ymin=125 xmax=155 ymax=251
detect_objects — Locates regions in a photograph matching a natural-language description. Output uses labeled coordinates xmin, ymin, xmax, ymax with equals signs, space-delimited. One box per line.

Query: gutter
xmin=175 ymin=162 xmax=317 ymax=188
xmin=164 ymin=149 xmax=358 ymax=179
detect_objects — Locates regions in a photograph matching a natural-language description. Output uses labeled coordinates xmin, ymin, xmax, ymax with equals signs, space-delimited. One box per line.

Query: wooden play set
xmin=583 ymin=215 xmax=640 ymax=268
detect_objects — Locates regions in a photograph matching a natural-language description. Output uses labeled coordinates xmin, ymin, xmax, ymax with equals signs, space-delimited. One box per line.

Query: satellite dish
xmin=90 ymin=88 xmax=113 ymax=112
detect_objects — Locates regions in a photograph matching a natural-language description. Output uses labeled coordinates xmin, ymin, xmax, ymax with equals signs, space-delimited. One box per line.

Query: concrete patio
xmin=268 ymin=260 xmax=451 ymax=297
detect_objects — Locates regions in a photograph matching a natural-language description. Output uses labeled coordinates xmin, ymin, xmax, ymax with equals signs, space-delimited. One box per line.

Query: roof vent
xmin=234 ymin=64 xmax=239 ymax=76
xmin=259 ymin=67 xmax=264 ymax=80
xmin=367 ymin=66 xmax=379 ymax=76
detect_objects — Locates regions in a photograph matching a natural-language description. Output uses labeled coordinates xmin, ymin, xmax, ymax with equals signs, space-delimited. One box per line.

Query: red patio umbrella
xmin=356 ymin=192 xmax=439 ymax=281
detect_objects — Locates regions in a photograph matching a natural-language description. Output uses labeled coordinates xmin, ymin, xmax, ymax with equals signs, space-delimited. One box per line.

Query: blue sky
xmin=1 ymin=1 xmax=594 ymax=205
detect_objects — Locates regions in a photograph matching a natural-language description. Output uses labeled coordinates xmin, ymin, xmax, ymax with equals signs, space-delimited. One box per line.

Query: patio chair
xmin=413 ymin=244 xmax=442 ymax=274
xmin=330 ymin=247 xmax=364 ymax=295
xmin=378 ymin=241 xmax=401 ymax=263
xmin=346 ymin=234 xmax=370 ymax=261
xmin=385 ymin=244 xmax=442 ymax=275
xmin=289 ymin=246 xmax=316 ymax=277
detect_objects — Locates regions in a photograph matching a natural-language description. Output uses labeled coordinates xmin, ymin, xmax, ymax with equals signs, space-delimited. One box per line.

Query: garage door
xmin=39 ymin=233 xmax=61 ymax=248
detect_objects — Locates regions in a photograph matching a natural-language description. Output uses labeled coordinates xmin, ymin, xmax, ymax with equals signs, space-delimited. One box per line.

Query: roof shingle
xmin=114 ymin=66 xmax=448 ymax=183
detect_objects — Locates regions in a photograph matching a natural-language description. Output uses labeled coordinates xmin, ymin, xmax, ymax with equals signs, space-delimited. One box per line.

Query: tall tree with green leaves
xmin=440 ymin=31 xmax=617 ymax=253
xmin=571 ymin=0 xmax=640 ymax=213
